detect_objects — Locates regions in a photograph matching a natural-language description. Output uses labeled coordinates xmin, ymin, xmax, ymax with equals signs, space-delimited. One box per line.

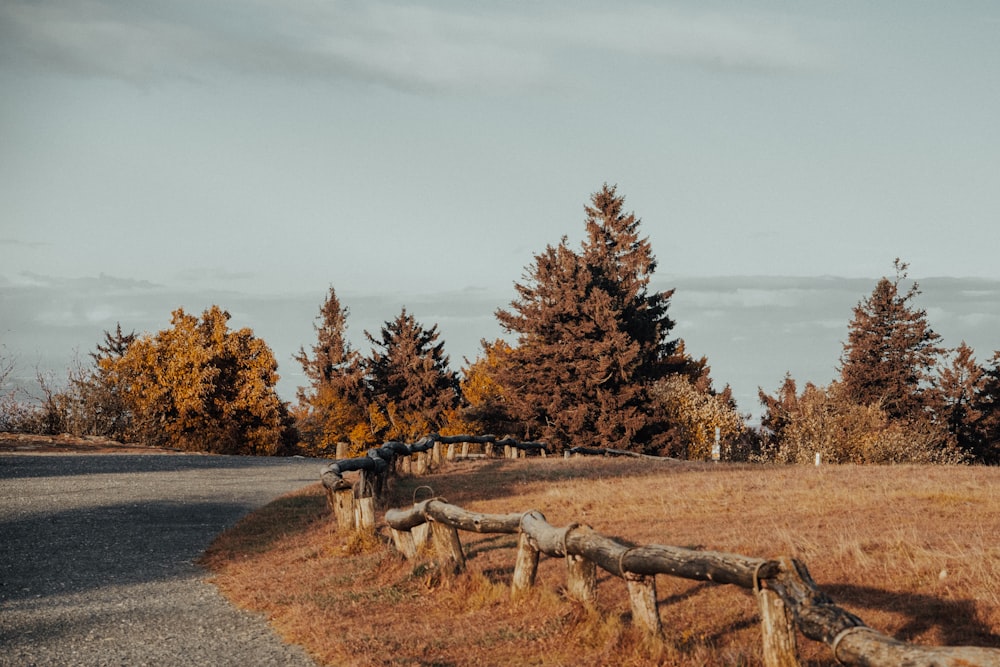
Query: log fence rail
xmin=383 ymin=498 xmax=1000 ymax=667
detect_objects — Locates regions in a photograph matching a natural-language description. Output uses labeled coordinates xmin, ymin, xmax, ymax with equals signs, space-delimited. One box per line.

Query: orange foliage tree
xmin=105 ymin=306 xmax=291 ymax=455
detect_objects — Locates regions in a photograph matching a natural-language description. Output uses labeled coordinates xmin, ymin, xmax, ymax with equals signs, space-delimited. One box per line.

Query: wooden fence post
xmin=485 ymin=442 xmax=494 ymax=458
xmin=757 ymin=584 xmax=800 ymax=667
xmin=429 ymin=520 xmax=466 ymax=574
xmin=432 ymin=441 xmax=442 ymax=466
xmin=512 ymin=533 xmax=540 ymax=599
xmin=566 ymin=553 xmax=597 ymax=606
xmin=416 ymin=451 xmax=428 ymax=475
xmin=461 ymin=442 xmax=470 ymax=459
xmin=446 ymin=442 xmax=456 ymax=461
xmin=354 ymin=496 xmax=375 ymax=532
xmin=625 ymin=573 xmax=662 ymax=638
xmin=412 ymin=522 xmax=430 ymax=552
xmin=333 ymin=488 xmax=356 ymax=532
xmin=391 ymin=528 xmax=418 ymax=560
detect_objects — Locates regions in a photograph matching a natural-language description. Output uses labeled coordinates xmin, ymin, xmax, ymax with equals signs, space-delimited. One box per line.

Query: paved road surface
xmin=0 ymin=454 xmax=324 ymax=666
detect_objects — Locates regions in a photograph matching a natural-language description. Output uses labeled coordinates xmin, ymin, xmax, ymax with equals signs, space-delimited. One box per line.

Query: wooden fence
xmin=319 ymin=434 xmax=547 ymax=532
xmin=380 ymin=498 xmax=1000 ymax=667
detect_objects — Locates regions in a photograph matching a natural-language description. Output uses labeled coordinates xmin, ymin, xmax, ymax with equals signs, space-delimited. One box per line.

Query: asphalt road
xmin=0 ymin=454 xmax=324 ymax=666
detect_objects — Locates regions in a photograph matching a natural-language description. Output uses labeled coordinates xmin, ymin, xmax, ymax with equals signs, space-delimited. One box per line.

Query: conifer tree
xmin=970 ymin=351 xmax=1000 ymax=464
xmin=494 ymin=184 xmax=678 ymax=452
xmin=293 ymin=287 xmax=368 ymax=453
xmin=937 ymin=341 xmax=985 ymax=457
xmin=365 ymin=308 xmax=459 ymax=441
xmin=839 ymin=259 xmax=944 ymax=420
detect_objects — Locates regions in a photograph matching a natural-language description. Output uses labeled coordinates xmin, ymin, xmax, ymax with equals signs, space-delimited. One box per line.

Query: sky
xmin=2 ymin=1 xmax=1000 ymax=418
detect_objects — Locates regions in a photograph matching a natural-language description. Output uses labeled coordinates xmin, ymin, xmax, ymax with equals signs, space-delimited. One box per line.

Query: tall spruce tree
xmin=839 ymin=259 xmax=944 ymax=420
xmin=494 ymin=184 xmax=678 ymax=452
xmin=294 ymin=287 xmax=368 ymax=453
xmin=970 ymin=351 xmax=1000 ymax=464
xmin=365 ymin=308 xmax=459 ymax=441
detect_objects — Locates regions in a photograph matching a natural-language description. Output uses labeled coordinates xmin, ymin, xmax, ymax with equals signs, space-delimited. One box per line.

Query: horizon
xmin=3 ymin=271 xmax=998 ymax=424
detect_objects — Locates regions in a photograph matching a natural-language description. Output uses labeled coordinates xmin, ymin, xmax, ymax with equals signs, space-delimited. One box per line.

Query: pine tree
xmin=839 ymin=259 xmax=944 ymax=420
xmin=970 ymin=351 xmax=1000 ymax=464
xmin=365 ymin=308 xmax=459 ymax=441
xmin=494 ymin=184 xmax=678 ymax=452
xmin=937 ymin=341 xmax=985 ymax=457
xmin=293 ymin=287 xmax=368 ymax=453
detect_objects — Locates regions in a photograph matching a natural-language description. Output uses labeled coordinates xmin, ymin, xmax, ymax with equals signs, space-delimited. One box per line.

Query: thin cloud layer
xmin=0 ymin=0 xmax=826 ymax=91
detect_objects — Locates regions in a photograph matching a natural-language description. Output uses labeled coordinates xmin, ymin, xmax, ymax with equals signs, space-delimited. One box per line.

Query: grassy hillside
xmin=201 ymin=459 xmax=1000 ymax=666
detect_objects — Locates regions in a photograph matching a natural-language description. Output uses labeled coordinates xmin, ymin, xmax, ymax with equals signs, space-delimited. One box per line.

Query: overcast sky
xmin=3 ymin=2 xmax=1000 ymax=417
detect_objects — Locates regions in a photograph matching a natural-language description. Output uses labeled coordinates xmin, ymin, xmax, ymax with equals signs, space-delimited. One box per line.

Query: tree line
xmin=2 ymin=186 xmax=998 ymax=463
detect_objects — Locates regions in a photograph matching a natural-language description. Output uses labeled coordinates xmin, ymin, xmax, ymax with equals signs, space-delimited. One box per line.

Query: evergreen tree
xmin=937 ymin=341 xmax=985 ymax=458
xmin=293 ymin=287 xmax=368 ymax=454
xmin=970 ymin=351 xmax=1000 ymax=464
xmin=77 ymin=323 xmax=137 ymax=440
xmin=365 ymin=308 xmax=459 ymax=441
xmin=494 ymin=184 xmax=678 ymax=452
xmin=839 ymin=259 xmax=944 ymax=420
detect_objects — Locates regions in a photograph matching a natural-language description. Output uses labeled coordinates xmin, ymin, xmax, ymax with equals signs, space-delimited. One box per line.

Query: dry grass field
xmin=200 ymin=458 xmax=1000 ymax=666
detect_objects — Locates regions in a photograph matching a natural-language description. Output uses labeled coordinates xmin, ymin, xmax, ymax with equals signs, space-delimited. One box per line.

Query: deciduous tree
xmin=108 ymin=306 xmax=290 ymax=454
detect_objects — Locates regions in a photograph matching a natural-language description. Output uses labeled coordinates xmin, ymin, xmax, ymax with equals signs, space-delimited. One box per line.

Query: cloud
xmin=0 ymin=1 xmax=826 ymax=91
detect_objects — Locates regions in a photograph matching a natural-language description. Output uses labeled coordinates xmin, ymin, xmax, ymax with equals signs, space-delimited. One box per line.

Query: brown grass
xmin=200 ymin=459 xmax=1000 ymax=666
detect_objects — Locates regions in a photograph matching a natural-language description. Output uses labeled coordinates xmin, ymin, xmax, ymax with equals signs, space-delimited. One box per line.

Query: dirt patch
xmin=0 ymin=431 xmax=185 ymax=455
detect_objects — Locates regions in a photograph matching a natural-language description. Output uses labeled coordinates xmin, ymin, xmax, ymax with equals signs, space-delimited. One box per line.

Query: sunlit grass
xmin=202 ymin=459 xmax=1000 ymax=666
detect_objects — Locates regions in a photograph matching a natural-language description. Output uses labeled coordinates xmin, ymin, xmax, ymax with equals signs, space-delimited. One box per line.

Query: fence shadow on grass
xmin=824 ymin=583 xmax=1000 ymax=649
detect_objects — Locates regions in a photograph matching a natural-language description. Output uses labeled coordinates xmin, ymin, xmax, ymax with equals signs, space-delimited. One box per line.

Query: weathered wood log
xmin=412 ymin=522 xmax=430 ymax=552
xmin=831 ymin=627 xmax=1000 ymax=667
xmin=391 ymin=528 xmax=417 ymax=560
xmin=332 ymin=488 xmax=355 ymax=532
xmin=625 ymin=573 xmax=662 ymax=637
xmin=563 ymin=524 xmax=630 ymax=577
xmin=385 ymin=499 xmax=523 ymax=535
xmin=429 ymin=521 xmax=465 ymax=574
xmin=565 ymin=553 xmax=597 ymax=606
xmin=446 ymin=442 xmax=456 ymax=461
xmin=519 ymin=511 xmax=574 ymax=557
xmin=621 ymin=544 xmax=779 ymax=589
xmin=512 ymin=532 xmax=540 ymax=599
xmin=355 ymin=496 xmax=375 ymax=531
xmin=565 ymin=446 xmax=677 ymax=461
xmin=757 ymin=586 xmax=799 ymax=667
xmin=764 ymin=557 xmax=866 ymax=645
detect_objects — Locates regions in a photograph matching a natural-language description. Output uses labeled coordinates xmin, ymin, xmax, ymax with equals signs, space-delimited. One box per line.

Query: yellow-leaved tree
xmin=104 ymin=306 xmax=291 ymax=455
xmin=650 ymin=375 xmax=748 ymax=460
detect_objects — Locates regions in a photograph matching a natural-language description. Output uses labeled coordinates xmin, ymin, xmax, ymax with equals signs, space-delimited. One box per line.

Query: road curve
xmin=0 ymin=454 xmax=323 ymax=666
